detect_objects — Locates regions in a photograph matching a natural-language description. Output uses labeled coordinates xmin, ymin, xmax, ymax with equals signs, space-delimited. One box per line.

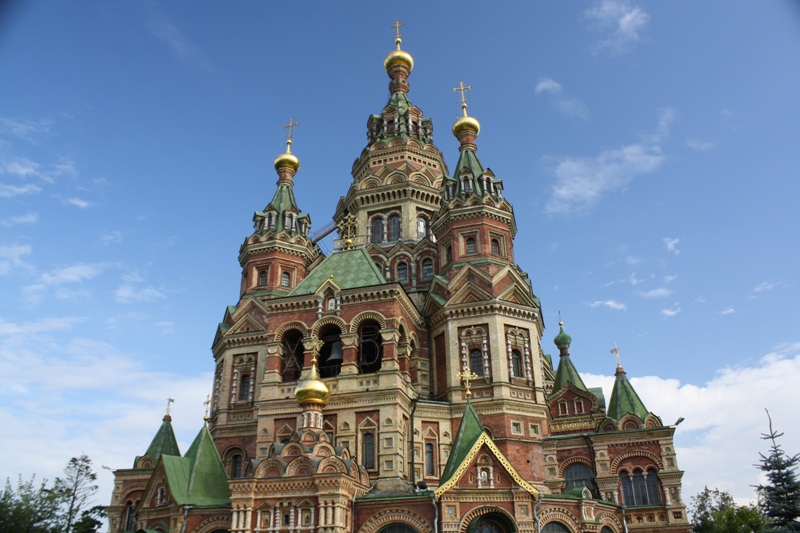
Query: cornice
xmin=429 ymin=301 xmax=539 ymax=328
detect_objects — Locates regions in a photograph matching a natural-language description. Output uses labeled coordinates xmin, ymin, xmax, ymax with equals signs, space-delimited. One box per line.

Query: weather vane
xmin=203 ymin=394 xmax=211 ymax=421
xmin=610 ymin=343 xmax=622 ymax=367
xmin=457 ymin=366 xmax=479 ymax=399
xmin=165 ymin=396 xmax=174 ymax=415
xmin=282 ymin=118 xmax=300 ymax=141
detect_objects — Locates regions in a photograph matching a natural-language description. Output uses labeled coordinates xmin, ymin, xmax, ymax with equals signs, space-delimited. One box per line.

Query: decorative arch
xmin=596 ymin=512 xmax=623 ymax=533
xmin=285 ymin=456 xmax=315 ymax=476
xmin=537 ymin=507 xmax=582 ymax=533
xmin=357 ymin=508 xmax=434 ymax=533
xmin=459 ymin=506 xmax=518 ymax=533
xmin=255 ymin=458 xmax=285 ymax=478
xmin=273 ymin=321 xmax=308 ymax=341
xmin=192 ymin=516 xmax=232 ymax=533
xmin=611 ymin=450 xmax=664 ymax=474
xmin=558 ymin=456 xmax=593 ymax=477
xmin=618 ymin=413 xmax=643 ymax=430
xmin=311 ymin=316 xmax=348 ymax=337
xmin=349 ymin=311 xmax=387 ymax=333
xmin=317 ymin=456 xmax=347 ymax=474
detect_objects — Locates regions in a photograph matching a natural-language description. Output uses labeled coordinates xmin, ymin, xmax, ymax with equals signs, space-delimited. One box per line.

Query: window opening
xmin=511 ymin=349 xmax=522 ymax=377
xmin=372 ymin=218 xmax=384 ymax=244
xmin=417 ymin=217 xmax=427 ymax=239
xmin=466 ymin=237 xmax=476 ymax=254
xmin=363 ymin=433 xmax=375 ymax=469
xmin=565 ymin=463 xmax=597 ymax=493
xmin=422 ymin=258 xmax=434 ymax=281
xmin=491 ymin=239 xmax=500 ymax=255
xmin=388 ymin=215 xmax=401 ymax=241
xmin=239 ymin=375 xmax=250 ymax=401
xmin=258 ymin=270 xmax=267 ymax=286
xmin=425 ymin=443 xmax=435 ymax=476
xmin=232 ymin=454 xmax=243 ymax=478
xmin=470 ymin=349 xmax=484 ymax=376
xmin=282 ymin=330 xmax=304 ymax=382
xmin=358 ymin=320 xmax=383 ymax=374
xmin=397 ymin=262 xmax=408 ymax=283
xmin=281 ymin=272 xmax=290 ymax=287
xmin=317 ymin=324 xmax=343 ymax=378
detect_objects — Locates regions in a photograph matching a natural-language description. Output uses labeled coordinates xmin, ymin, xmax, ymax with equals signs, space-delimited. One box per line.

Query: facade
xmin=107 ymin=32 xmax=691 ymax=533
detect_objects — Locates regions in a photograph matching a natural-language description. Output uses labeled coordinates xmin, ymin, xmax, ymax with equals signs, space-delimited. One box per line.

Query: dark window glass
xmin=425 ymin=443 xmax=435 ymax=476
xmin=232 ymin=454 xmax=243 ymax=478
xmin=645 ymin=468 xmax=662 ymax=505
xmin=358 ymin=321 xmax=383 ymax=374
xmin=621 ymin=471 xmax=634 ymax=506
xmin=542 ymin=522 xmax=570 ymax=533
xmin=282 ymin=330 xmax=304 ymax=382
xmin=378 ymin=525 xmax=419 ymax=533
xmin=124 ymin=502 xmax=137 ymax=531
xmin=422 ymin=258 xmax=434 ymax=281
xmin=281 ymin=272 xmax=290 ymax=287
xmin=389 ymin=215 xmax=401 ymax=241
xmin=491 ymin=239 xmax=500 ymax=255
xmin=466 ymin=237 xmax=476 ymax=254
xmin=511 ymin=349 xmax=522 ymax=377
xmin=372 ymin=218 xmax=384 ymax=244
xmin=470 ymin=349 xmax=484 ymax=376
xmin=397 ymin=262 xmax=408 ymax=283
xmin=363 ymin=433 xmax=375 ymax=469
xmin=258 ymin=270 xmax=267 ymax=286
xmin=446 ymin=246 xmax=453 ymax=262
xmin=565 ymin=463 xmax=597 ymax=493
xmin=239 ymin=375 xmax=250 ymax=400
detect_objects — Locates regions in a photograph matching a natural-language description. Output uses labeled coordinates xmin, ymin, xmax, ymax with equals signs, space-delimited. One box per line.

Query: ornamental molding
xmin=430 ymin=303 xmax=538 ymax=328
xmin=193 ymin=516 xmax=232 ymax=533
xmin=349 ymin=311 xmax=388 ymax=333
xmin=357 ymin=508 xmax=434 ymax=533
xmin=272 ymin=321 xmax=310 ymax=342
xmin=558 ymin=456 xmax=594 ymax=477
xmin=537 ymin=506 xmax=582 ymax=533
xmin=611 ymin=450 xmax=664 ymax=474
xmin=596 ymin=511 xmax=624 ymax=533
xmin=459 ymin=506 xmax=517 ymax=533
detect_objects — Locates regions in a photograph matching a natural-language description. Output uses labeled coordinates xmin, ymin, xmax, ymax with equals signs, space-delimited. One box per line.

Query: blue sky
xmin=2 ymin=0 xmax=799 ymax=507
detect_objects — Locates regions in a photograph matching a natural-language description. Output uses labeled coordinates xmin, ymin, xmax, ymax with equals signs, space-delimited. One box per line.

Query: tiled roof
xmin=162 ymin=425 xmax=231 ymax=507
xmin=290 ymin=248 xmax=386 ymax=296
xmin=606 ymin=367 xmax=649 ymax=421
xmin=135 ymin=415 xmax=180 ymax=467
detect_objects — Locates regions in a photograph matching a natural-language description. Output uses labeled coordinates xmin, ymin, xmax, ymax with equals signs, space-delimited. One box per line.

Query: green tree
xmin=0 ymin=476 xmax=60 ymax=533
xmin=756 ymin=411 xmax=800 ymax=533
xmin=52 ymin=455 xmax=100 ymax=533
xmin=690 ymin=486 xmax=766 ymax=533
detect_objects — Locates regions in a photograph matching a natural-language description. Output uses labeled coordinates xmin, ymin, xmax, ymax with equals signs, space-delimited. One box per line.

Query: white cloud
xmin=0 ymin=117 xmax=51 ymax=141
xmin=0 ymin=212 xmax=39 ymax=227
xmin=585 ymin=0 xmax=650 ymax=56
xmin=663 ymin=237 xmax=681 ymax=255
xmin=588 ymin=299 xmax=627 ymax=311
xmin=115 ymin=284 xmax=166 ymax=304
xmin=41 ymin=263 xmax=107 ymax=286
xmin=661 ymin=306 xmax=681 ymax=317
xmin=686 ymin=138 xmax=716 ymax=152
xmin=545 ymin=109 xmax=672 ymax=214
xmin=0 ymin=316 xmax=83 ymax=336
xmin=664 ymin=274 xmax=678 ymax=284
xmin=99 ymin=230 xmax=123 ymax=246
xmin=146 ymin=14 xmax=211 ymax=71
xmin=535 ymin=78 xmax=562 ymax=94
xmin=0 ymin=243 xmax=33 ymax=275
xmin=625 ymin=256 xmax=641 ymax=266
xmin=0 ymin=183 xmax=41 ymax=198
xmin=640 ymin=287 xmax=672 ymax=298
xmin=62 ymin=197 xmax=93 ymax=209
xmin=583 ymin=344 xmax=800 ymax=503
xmin=535 ymin=77 xmax=589 ymax=120
xmin=2 ymin=158 xmax=40 ymax=177
xmin=754 ymin=281 xmax=788 ymax=293
xmin=721 ymin=307 xmax=735 ymax=315
xmin=154 ymin=321 xmax=174 ymax=335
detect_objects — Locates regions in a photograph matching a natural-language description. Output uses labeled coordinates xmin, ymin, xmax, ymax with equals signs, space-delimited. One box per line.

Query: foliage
xmin=690 ymin=486 xmax=766 ymax=533
xmin=756 ymin=410 xmax=800 ymax=533
xmin=0 ymin=455 xmax=104 ymax=533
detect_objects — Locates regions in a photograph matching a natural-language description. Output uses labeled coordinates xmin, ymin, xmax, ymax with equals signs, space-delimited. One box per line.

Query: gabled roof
xmin=435 ymin=401 xmax=539 ymax=500
xmin=289 ymin=248 xmax=386 ymax=296
xmin=606 ymin=366 xmax=649 ymax=421
xmin=135 ymin=415 xmax=180 ymax=467
xmin=552 ymin=351 xmax=588 ymax=394
xmin=161 ymin=424 xmax=231 ymax=507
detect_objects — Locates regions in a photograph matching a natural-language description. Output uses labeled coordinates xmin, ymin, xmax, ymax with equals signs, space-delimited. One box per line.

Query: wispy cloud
xmin=99 ymin=231 xmax=123 ymax=246
xmin=585 ymin=0 xmax=651 ymax=56
xmin=0 ymin=212 xmax=38 ymax=227
xmin=146 ymin=14 xmax=211 ymax=70
xmin=0 ymin=183 xmax=41 ymax=198
xmin=663 ymin=237 xmax=681 ymax=255
xmin=115 ymin=284 xmax=166 ymax=304
xmin=0 ymin=118 xmax=52 ymax=141
xmin=22 ymin=262 xmax=108 ymax=305
xmin=721 ymin=307 xmax=735 ymax=315
xmin=664 ymin=274 xmax=678 ymax=284
xmin=2 ymin=158 xmax=41 ymax=177
xmin=535 ymin=77 xmax=589 ymax=120
xmin=154 ymin=321 xmax=174 ymax=335
xmin=62 ymin=197 xmax=94 ymax=209
xmin=661 ymin=306 xmax=681 ymax=317
xmin=545 ymin=109 xmax=673 ymax=214
xmin=686 ymin=138 xmax=716 ymax=152
xmin=754 ymin=281 xmax=789 ymax=293
xmin=0 ymin=244 xmax=33 ymax=275
xmin=640 ymin=287 xmax=672 ymax=298
xmin=588 ymin=299 xmax=627 ymax=311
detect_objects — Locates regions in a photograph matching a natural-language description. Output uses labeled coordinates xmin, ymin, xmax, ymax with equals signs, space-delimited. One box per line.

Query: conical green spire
xmin=551 ymin=323 xmax=587 ymax=395
xmin=606 ymin=365 xmax=649 ymax=421
xmin=137 ymin=415 xmax=180 ymax=467
xmin=439 ymin=401 xmax=485 ymax=487
xmin=161 ymin=424 xmax=231 ymax=506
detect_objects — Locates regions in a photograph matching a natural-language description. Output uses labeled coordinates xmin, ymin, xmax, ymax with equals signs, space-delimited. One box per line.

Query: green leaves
xmin=690 ymin=487 xmax=766 ymax=533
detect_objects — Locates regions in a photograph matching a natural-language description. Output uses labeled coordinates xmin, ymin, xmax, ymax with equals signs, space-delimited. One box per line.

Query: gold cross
xmin=309 ymin=336 xmax=325 ymax=365
xmin=282 ymin=118 xmax=300 ymax=141
xmin=165 ymin=396 xmax=174 ymax=415
xmin=203 ymin=394 xmax=211 ymax=420
xmin=610 ymin=343 xmax=621 ymax=367
xmin=391 ymin=20 xmax=404 ymax=41
xmin=458 ymin=367 xmax=479 ymax=399
xmin=453 ymin=81 xmax=472 ymax=107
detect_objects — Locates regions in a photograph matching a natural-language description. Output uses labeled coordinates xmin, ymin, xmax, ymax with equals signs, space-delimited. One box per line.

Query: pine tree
xmin=756 ymin=410 xmax=800 ymax=533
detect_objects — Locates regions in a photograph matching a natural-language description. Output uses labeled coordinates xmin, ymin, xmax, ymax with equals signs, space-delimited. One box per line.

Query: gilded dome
xmin=294 ymin=363 xmax=330 ymax=405
xmin=452 ymin=114 xmax=481 ymax=138
xmin=384 ymin=39 xmax=414 ymax=73
xmin=273 ymin=140 xmax=300 ymax=172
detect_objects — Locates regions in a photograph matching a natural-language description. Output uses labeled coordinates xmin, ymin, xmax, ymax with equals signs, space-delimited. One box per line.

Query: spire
xmin=438 ymin=401 xmax=485 ymax=488
xmin=160 ymin=424 xmax=231 ymax=506
xmin=139 ymin=413 xmax=180 ymax=466
xmin=606 ymin=358 xmax=649 ymax=421
xmin=261 ymin=120 xmax=306 ymax=234
xmin=452 ymin=81 xmax=481 ymax=147
xmin=551 ymin=321 xmax=588 ymax=394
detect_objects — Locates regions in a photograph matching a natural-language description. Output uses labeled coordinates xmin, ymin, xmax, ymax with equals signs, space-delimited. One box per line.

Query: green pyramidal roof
xmin=161 ymin=424 xmax=231 ymax=507
xmin=438 ymin=401 xmax=485 ymax=486
xmin=265 ymin=181 xmax=301 ymax=232
xmin=135 ymin=415 xmax=180 ymax=467
xmin=552 ymin=351 xmax=588 ymax=394
xmin=606 ymin=367 xmax=649 ymax=421
xmin=450 ymin=148 xmax=486 ymax=195
xmin=290 ymin=248 xmax=387 ymax=296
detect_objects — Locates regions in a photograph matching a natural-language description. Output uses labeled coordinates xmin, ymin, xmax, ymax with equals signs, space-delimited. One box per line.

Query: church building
xmin=106 ymin=27 xmax=691 ymax=533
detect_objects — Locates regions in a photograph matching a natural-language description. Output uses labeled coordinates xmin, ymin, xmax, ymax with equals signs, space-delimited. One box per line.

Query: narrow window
xmin=397 ymin=262 xmax=408 ymax=283
xmin=574 ymin=399 xmax=584 ymax=414
xmin=388 ymin=215 xmax=401 ymax=241
xmin=511 ymin=349 xmax=522 ymax=377
xmin=232 ymin=454 xmax=243 ymax=478
xmin=416 ymin=217 xmax=427 ymax=239
xmin=124 ymin=502 xmax=137 ymax=531
xmin=422 ymin=258 xmax=434 ymax=281
xmin=621 ymin=471 xmax=634 ymax=506
xmin=282 ymin=330 xmax=304 ymax=382
xmin=425 ymin=443 xmax=435 ymax=476
xmin=363 ymin=433 xmax=375 ymax=469
xmin=281 ymin=272 xmax=290 ymax=287
xmin=358 ymin=321 xmax=383 ymax=374
xmin=371 ymin=218 xmax=384 ymax=244
xmin=258 ymin=270 xmax=267 ymax=286
xmin=558 ymin=401 xmax=568 ymax=415
xmin=466 ymin=237 xmax=476 ymax=254
xmin=469 ymin=349 xmax=484 ymax=376
xmin=645 ymin=467 xmax=662 ymax=505
xmin=446 ymin=246 xmax=453 ymax=263
xmin=491 ymin=239 xmax=500 ymax=255
xmin=239 ymin=374 xmax=250 ymax=401
xmin=632 ymin=469 xmax=648 ymax=506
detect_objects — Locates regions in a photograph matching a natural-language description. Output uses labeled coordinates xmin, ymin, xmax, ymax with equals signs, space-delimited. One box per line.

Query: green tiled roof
xmin=552 ymin=351 xmax=587 ymax=394
xmin=451 ymin=148 xmax=486 ymax=196
xmin=606 ymin=367 xmax=649 ymax=421
xmin=290 ymin=248 xmax=386 ymax=296
xmin=162 ymin=425 xmax=231 ymax=507
xmin=589 ymin=387 xmax=606 ymax=411
xmin=439 ymin=401 xmax=485 ymax=487
xmin=135 ymin=415 xmax=180 ymax=467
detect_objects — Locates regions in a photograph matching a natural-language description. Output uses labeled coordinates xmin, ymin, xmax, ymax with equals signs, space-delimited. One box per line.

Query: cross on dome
xmin=458 ymin=367 xmax=479 ymax=399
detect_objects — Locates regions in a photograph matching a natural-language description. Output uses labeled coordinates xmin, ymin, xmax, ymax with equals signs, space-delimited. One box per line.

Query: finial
xmin=457 ymin=366 xmax=479 ymax=400
xmin=452 ymin=81 xmax=480 ymax=142
xmin=309 ymin=336 xmax=325 ymax=366
xmin=610 ymin=343 xmax=622 ymax=367
xmin=391 ymin=20 xmax=404 ymax=49
xmin=165 ymin=396 xmax=174 ymax=415
xmin=558 ymin=310 xmax=563 ymax=327
xmin=203 ymin=394 xmax=211 ymax=421
xmin=453 ymin=81 xmax=472 ymax=117
xmin=274 ymin=118 xmax=301 ymax=173
xmin=282 ymin=118 xmax=300 ymax=152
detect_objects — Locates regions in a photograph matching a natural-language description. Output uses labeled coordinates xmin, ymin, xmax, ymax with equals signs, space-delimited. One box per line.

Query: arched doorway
xmin=466 ymin=511 xmax=516 ymax=533
xmin=378 ymin=525 xmax=419 ymax=533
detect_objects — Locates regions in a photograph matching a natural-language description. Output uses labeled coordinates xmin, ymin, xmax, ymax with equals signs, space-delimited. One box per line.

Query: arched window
xmin=621 ymin=468 xmax=661 ymax=506
xmin=475 ymin=518 xmax=506 ymax=533
xmin=469 ymin=349 xmax=484 ymax=376
xmin=421 ymin=258 xmax=434 ymax=281
xmin=281 ymin=272 xmax=291 ymax=287
xmin=317 ymin=324 xmax=343 ymax=378
xmin=363 ymin=433 xmax=375 ymax=469
xmin=511 ymin=349 xmax=522 ymax=377
xmin=397 ymin=262 xmax=408 ymax=283
xmin=466 ymin=237 xmax=476 ymax=254
xmin=231 ymin=454 xmax=243 ymax=478
xmin=358 ymin=320 xmax=383 ymax=374
xmin=372 ymin=218 xmax=384 ymax=244
xmin=425 ymin=443 xmax=435 ymax=476
xmin=645 ymin=467 xmax=662 ymax=505
xmin=282 ymin=330 xmax=304 ymax=382
xmin=239 ymin=375 xmax=250 ymax=401
xmin=417 ymin=217 xmax=427 ymax=239
xmin=491 ymin=239 xmax=500 ymax=255
xmin=378 ymin=524 xmax=419 ymax=533
xmin=565 ymin=462 xmax=597 ymax=493
xmin=124 ymin=501 xmax=137 ymax=531
xmin=542 ymin=522 xmax=570 ymax=533
xmin=388 ymin=215 xmax=401 ymax=241
xmin=258 ymin=270 xmax=267 ymax=286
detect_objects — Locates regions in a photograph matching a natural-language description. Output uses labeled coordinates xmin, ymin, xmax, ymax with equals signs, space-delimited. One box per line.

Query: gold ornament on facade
xmin=384 ymin=20 xmax=414 ymax=74
xmin=273 ymin=118 xmax=301 ymax=172
xmin=451 ymin=81 xmax=480 ymax=137
xmin=294 ymin=336 xmax=331 ymax=405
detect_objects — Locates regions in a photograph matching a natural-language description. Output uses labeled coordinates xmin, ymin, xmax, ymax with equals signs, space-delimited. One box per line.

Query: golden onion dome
xmin=273 ymin=140 xmax=300 ymax=172
xmin=452 ymin=104 xmax=481 ymax=138
xmin=294 ymin=362 xmax=330 ymax=405
xmin=384 ymin=38 xmax=414 ymax=73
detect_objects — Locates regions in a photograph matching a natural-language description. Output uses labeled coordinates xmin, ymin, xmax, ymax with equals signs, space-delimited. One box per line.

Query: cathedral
xmin=106 ymin=28 xmax=690 ymax=533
